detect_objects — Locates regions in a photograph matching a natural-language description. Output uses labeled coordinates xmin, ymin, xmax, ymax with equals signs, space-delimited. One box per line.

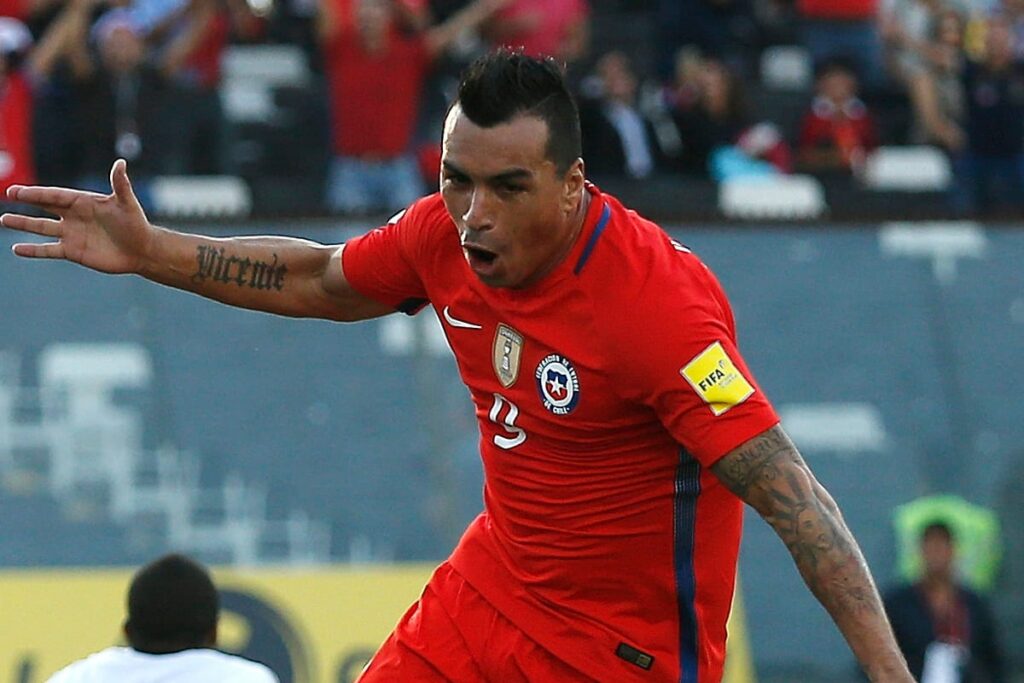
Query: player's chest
xmin=434 ymin=283 xmax=629 ymax=439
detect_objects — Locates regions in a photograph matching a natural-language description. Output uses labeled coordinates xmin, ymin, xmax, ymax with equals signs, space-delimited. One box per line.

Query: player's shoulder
xmin=192 ymin=649 xmax=279 ymax=681
xmin=390 ymin=193 xmax=448 ymax=224
xmin=45 ymin=647 xmax=129 ymax=682
xmin=586 ymin=188 xmax=714 ymax=302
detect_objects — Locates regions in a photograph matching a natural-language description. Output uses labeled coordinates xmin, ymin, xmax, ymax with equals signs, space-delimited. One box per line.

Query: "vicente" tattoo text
xmin=191 ymin=246 xmax=287 ymax=291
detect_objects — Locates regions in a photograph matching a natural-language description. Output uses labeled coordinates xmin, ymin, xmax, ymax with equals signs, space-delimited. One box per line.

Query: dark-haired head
xmin=921 ymin=520 xmax=955 ymax=544
xmin=124 ymin=553 xmax=219 ymax=654
xmin=920 ymin=520 xmax=957 ymax=581
xmin=455 ymin=49 xmax=581 ymax=174
xmin=441 ymin=50 xmax=590 ymax=290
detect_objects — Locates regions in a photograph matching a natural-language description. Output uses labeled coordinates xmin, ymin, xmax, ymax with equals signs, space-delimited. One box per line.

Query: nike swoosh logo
xmin=442 ymin=306 xmax=482 ymax=330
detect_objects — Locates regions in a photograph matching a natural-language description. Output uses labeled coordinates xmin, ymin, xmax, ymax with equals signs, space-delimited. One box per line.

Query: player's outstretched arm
xmin=2 ymin=160 xmax=393 ymax=322
xmin=710 ymin=425 xmax=913 ymax=683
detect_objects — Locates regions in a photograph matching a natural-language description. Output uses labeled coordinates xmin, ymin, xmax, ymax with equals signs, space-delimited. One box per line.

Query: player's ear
xmin=561 ymin=158 xmax=585 ymax=213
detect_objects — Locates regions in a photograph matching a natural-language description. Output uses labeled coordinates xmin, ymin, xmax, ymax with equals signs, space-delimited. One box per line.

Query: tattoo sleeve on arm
xmin=191 ymin=246 xmax=288 ymax=291
xmin=712 ymin=426 xmax=876 ymax=615
xmin=711 ymin=425 xmax=911 ymax=681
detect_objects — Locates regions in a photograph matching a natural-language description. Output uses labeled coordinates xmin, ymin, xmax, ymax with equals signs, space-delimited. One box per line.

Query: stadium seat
xmin=220 ymin=45 xmax=309 ymax=124
xmin=220 ymin=82 xmax=276 ymax=123
xmin=760 ymin=45 xmax=813 ymax=92
xmin=863 ymin=146 xmax=952 ymax=191
xmin=151 ymin=176 xmax=253 ymax=219
xmin=718 ymin=174 xmax=826 ymax=219
xmin=221 ymin=45 xmax=309 ymax=86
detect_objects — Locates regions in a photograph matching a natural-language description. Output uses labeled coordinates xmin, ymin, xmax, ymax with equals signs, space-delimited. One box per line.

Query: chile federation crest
xmin=535 ymin=354 xmax=580 ymax=415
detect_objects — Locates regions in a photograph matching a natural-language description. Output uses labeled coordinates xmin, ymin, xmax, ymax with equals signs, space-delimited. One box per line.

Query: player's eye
xmin=444 ymin=172 xmax=469 ymax=183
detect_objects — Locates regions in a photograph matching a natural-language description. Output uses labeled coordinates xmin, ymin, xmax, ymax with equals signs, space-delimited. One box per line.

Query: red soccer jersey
xmin=343 ymin=184 xmax=779 ymax=682
xmin=323 ymin=22 xmax=431 ymax=158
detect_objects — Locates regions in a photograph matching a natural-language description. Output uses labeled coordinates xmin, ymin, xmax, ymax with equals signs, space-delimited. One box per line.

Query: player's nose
xmin=462 ymin=188 xmax=495 ymax=232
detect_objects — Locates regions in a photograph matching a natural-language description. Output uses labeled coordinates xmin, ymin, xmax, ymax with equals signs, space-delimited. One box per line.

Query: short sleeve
xmin=341 ymin=199 xmax=436 ymax=314
xmin=610 ymin=250 xmax=779 ymax=466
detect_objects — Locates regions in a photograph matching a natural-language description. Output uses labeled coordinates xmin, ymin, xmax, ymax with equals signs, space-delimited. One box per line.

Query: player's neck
xmin=555 ymin=189 xmax=591 ymax=265
xmin=516 ymin=190 xmax=591 ymax=290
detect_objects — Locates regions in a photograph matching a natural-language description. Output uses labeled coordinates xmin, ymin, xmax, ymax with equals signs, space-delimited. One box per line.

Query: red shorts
xmin=358 ymin=562 xmax=596 ymax=682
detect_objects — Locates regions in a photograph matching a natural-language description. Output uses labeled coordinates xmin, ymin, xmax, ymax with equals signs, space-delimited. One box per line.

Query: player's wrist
xmin=134 ymin=223 xmax=168 ymax=278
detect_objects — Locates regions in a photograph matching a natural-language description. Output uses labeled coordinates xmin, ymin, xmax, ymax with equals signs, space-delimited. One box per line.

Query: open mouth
xmin=463 ymin=245 xmax=498 ymax=268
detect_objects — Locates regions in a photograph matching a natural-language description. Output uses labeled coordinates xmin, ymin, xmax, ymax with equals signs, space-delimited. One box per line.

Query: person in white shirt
xmin=47 ymin=553 xmax=279 ymax=683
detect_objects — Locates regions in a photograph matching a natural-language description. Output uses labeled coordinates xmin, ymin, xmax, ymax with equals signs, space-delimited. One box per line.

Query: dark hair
xmin=456 ymin=49 xmax=582 ymax=173
xmin=814 ymin=55 xmax=860 ymax=82
xmin=125 ymin=553 xmax=219 ymax=653
xmin=921 ymin=520 xmax=955 ymax=543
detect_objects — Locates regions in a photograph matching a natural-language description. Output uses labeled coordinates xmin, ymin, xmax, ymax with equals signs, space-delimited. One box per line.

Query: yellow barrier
xmin=1 ymin=565 xmax=755 ymax=683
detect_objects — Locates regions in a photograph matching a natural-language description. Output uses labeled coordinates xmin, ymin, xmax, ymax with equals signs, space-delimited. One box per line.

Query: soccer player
xmin=47 ymin=553 xmax=278 ymax=682
xmin=3 ymin=51 xmax=912 ymax=682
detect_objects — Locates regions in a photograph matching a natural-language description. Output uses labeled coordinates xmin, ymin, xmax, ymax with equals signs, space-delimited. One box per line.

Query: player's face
xmin=440 ymin=105 xmax=585 ymax=289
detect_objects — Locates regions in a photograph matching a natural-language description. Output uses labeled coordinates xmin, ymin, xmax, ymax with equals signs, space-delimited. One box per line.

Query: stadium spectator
xmin=797 ymin=0 xmax=886 ymax=89
xmin=662 ymin=44 xmax=704 ymax=114
xmin=46 ymin=553 xmax=279 ymax=682
xmin=317 ymin=0 xmax=506 ymax=214
xmin=670 ymin=56 xmax=749 ymax=174
xmin=905 ymin=8 xmax=967 ymax=153
xmin=0 ymin=3 xmax=108 ymax=196
xmin=48 ymin=4 xmax=200 ymax=207
xmin=3 ymin=50 xmax=916 ymax=683
xmin=577 ymin=50 xmax=663 ymax=179
xmin=653 ymin=0 xmax=755 ymax=79
xmin=796 ymin=57 xmax=879 ymax=175
xmin=326 ymin=0 xmax=430 ymax=33
xmin=0 ymin=18 xmax=36 ymax=194
xmin=146 ymin=0 xmax=263 ymax=175
xmin=956 ymin=13 xmax=1024 ymax=214
xmin=670 ymin=55 xmax=791 ymax=178
xmin=480 ymin=0 xmax=588 ymax=64
xmin=884 ymin=521 xmax=1006 ymax=682
xmin=879 ymin=0 xmax=948 ymax=85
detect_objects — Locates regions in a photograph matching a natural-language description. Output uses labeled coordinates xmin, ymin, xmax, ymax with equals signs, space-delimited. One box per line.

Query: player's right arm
xmin=2 ymin=160 xmax=394 ymax=322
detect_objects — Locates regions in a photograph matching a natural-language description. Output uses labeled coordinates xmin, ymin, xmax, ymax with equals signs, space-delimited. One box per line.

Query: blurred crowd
xmin=0 ymin=0 xmax=1022 ymax=216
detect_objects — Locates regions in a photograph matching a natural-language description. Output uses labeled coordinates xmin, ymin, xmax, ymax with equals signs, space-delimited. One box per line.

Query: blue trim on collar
xmin=572 ymin=202 xmax=611 ymax=275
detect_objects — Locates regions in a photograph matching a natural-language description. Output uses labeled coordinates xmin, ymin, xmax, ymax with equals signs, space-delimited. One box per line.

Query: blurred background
xmin=0 ymin=0 xmax=1021 ymax=681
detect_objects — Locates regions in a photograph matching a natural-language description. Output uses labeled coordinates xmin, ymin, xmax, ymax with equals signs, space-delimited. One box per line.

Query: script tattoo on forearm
xmin=712 ymin=427 xmax=882 ymax=620
xmin=191 ymin=246 xmax=287 ymax=291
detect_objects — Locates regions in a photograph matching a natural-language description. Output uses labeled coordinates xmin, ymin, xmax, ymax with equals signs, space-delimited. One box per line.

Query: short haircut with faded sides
xmin=125 ymin=553 xmax=219 ymax=653
xmin=456 ymin=49 xmax=582 ymax=174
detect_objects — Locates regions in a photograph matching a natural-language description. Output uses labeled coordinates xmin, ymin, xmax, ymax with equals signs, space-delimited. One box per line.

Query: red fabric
xmin=0 ymin=73 xmax=35 ymax=193
xmin=359 ymin=563 xmax=593 ymax=681
xmin=492 ymin=0 xmax=588 ymax=59
xmin=343 ymin=185 xmax=779 ymax=682
xmin=797 ymin=0 xmax=876 ymax=20
xmin=323 ymin=24 xmax=430 ymax=157
xmin=798 ymin=101 xmax=879 ymax=169
xmin=331 ymin=0 xmax=428 ymax=33
xmin=184 ymin=13 xmax=230 ymax=89
xmin=0 ymin=0 xmax=27 ymax=20
xmin=415 ymin=141 xmax=442 ymax=188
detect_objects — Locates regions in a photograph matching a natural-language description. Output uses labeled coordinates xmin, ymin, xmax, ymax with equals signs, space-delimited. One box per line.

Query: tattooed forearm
xmin=712 ymin=427 xmax=876 ymax=613
xmin=713 ymin=426 xmax=911 ymax=681
xmin=191 ymin=246 xmax=287 ymax=291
